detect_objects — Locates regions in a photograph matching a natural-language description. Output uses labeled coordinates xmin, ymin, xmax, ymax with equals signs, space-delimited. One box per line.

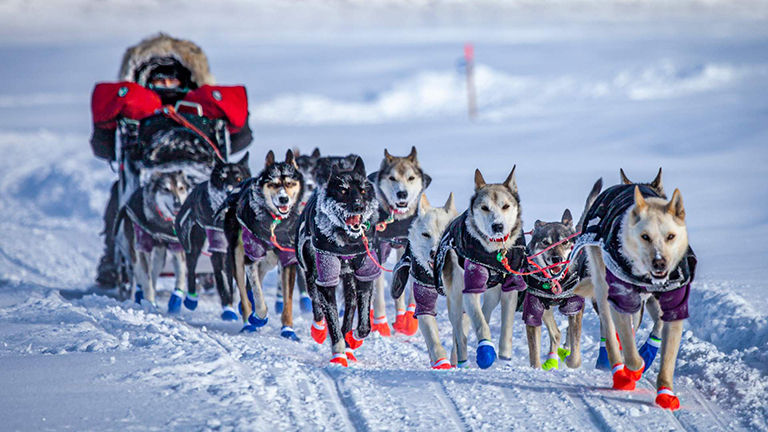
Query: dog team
xmin=123 ymin=144 xmax=695 ymax=411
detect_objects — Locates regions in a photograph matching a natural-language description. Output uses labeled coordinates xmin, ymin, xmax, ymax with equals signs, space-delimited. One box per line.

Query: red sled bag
xmin=91 ymin=82 xmax=162 ymax=129
xmin=183 ymin=85 xmax=248 ymax=134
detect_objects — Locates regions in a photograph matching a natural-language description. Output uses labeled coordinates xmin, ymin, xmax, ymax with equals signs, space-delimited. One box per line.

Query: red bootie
xmin=345 ymin=330 xmax=364 ymax=350
xmin=655 ymin=387 xmax=681 ymax=411
xmin=431 ymin=358 xmax=452 ymax=370
xmin=392 ymin=308 xmax=406 ymax=333
xmin=401 ymin=304 xmax=419 ymax=336
xmin=345 ymin=348 xmax=358 ymax=362
xmin=612 ymin=363 xmax=640 ymax=391
xmin=311 ymin=320 xmax=327 ymax=345
xmin=329 ymin=352 xmax=348 ymax=367
xmin=372 ymin=314 xmax=392 ymax=337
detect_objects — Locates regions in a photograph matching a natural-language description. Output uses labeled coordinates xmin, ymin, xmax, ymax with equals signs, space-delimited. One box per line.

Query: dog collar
xmin=488 ymin=233 xmax=510 ymax=243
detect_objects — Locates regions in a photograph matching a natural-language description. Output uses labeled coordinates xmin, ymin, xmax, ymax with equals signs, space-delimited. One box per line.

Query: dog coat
xmin=522 ymin=264 xmax=583 ymax=327
xmin=434 ymin=211 xmax=527 ymax=294
xmin=234 ymin=185 xmax=298 ymax=267
xmin=176 ymin=180 xmax=229 ymax=254
xmin=296 ymin=194 xmax=381 ymax=287
xmin=373 ymin=205 xmax=415 ymax=262
xmin=572 ymin=184 xmax=697 ymax=321
xmin=124 ymin=189 xmax=182 ymax=253
xmin=391 ymin=244 xmax=438 ymax=316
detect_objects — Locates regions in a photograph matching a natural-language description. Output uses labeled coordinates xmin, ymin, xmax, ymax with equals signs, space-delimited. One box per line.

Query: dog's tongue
xmin=346 ymin=215 xmax=362 ymax=226
xmin=278 ymin=205 xmax=289 ymax=214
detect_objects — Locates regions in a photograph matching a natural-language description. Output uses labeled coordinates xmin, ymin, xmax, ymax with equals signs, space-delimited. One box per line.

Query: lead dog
xmin=572 ymin=173 xmax=696 ymax=410
xmin=391 ymin=193 xmax=458 ymax=369
xmin=370 ymin=147 xmax=431 ymax=336
xmin=222 ymin=150 xmax=305 ymax=339
xmin=434 ymin=168 xmax=527 ymax=368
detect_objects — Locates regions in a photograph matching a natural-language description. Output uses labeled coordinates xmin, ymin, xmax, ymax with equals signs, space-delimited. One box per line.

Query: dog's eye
xmin=641 ymin=233 xmax=651 ymax=242
xmin=667 ymin=233 xmax=676 ymax=241
xmin=389 ymin=176 xmax=396 ymax=181
xmin=481 ymin=205 xmax=490 ymax=212
xmin=360 ymin=188 xmax=366 ymax=195
xmin=408 ymin=176 xmax=415 ymax=181
xmin=236 ymin=177 xmax=242 ymax=182
xmin=541 ymin=239 xmax=550 ymax=246
xmin=340 ymin=188 xmax=347 ymax=195
xmin=502 ymin=204 xmax=510 ymax=210
xmin=422 ymin=232 xmax=431 ymax=238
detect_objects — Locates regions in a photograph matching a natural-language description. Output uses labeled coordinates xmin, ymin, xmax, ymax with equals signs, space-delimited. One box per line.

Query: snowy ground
xmin=0 ymin=1 xmax=767 ymax=431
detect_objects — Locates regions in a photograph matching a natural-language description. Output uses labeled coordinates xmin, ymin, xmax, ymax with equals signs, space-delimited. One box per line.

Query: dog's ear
xmin=474 ymin=169 xmax=486 ymax=190
xmin=237 ymin=151 xmax=250 ymax=167
xmin=444 ymin=192 xmax=456 ymax=214
xmin=504 ymin=165 xmax=517 ymax=193
xmin=265 ymin=150 xmax=275 ymax=168
xmin=407 ymin=146 xmax=417 ymax=162
xmin=418 ymin=193 xmax=431 ymax=216
xmin=292 ymin=147 xmax=301 ymax=157
xmin=384 ymin=149 xmax=395 ymax=163
xmin=285 ymin=149 xmax=298 ymax=168
xmin=312 ymin=147 xmax=321 ymax=158
xmin=534 ymin=220 xmax=546 ymax=229
xmin=651 ymin=167 xmax=664 ymax=194
xmin=631 ymin=186 xmax=648 ymax=223
xmin=561 ymin=209 xmax=573 ymax=228
xmin=422 ymin=172 xmax=432 ymax=189
xmin=666 ymin=188 xmax=685 ymax=221
xmin=352 ymin=156 xmax=366 ymax=177
xmin=620 ymin=168 xmax=632 ymax=185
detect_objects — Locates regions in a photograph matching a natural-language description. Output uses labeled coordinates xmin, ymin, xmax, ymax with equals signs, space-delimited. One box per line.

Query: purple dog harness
xmin=133 ymin=223 xmax=183 ymax=253
xmin=241 ymin=224 xmax=297 ymax=267
xmin=606 ymin=268 xmax=690 ymax=321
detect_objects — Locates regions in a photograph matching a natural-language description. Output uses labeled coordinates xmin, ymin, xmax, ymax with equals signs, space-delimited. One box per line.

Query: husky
xmin=121 ymin=170 xmax=192 ymax=307
xmin=369 ymin=147 xmax=431 ymax=336
xmin=571 ymin=169 xmax=697 ymax=410
xmin=221 ymin=150 xmax=305 ymax=339
xmin=391 ymin=193 xmax=458 ymax=369
xmin=434 ymin=168 xmax=527 ymax=369
xmin=273 ymin=147 xmax=322 ymax=316
xmin=174 ymin=153 xmax=251 ymax=320
xmin=296 ymin=156 xmax=381 ymax=367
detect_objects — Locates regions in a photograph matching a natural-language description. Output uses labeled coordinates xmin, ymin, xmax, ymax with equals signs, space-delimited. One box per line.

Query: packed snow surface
xmin=0 ymin=1 xmax=767 ymax=431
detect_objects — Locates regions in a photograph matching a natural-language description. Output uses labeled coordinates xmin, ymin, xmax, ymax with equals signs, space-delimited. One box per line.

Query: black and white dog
xmin=175 ymin=153 xmax=251 ymax=320
xmin=296 ymin=156 xmax=381 ymax=367
xmin=222 ymin=150 xmax=305 ymax=339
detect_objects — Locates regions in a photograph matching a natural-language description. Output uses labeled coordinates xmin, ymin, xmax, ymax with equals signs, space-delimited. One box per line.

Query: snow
xmin=0 ymin=1 xmax=767 ymax=431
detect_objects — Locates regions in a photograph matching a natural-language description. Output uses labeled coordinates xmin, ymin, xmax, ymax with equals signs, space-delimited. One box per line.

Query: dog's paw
xmin=655 ymin=387 xmax=681 ymax=411
xmin=542 ymin=353 xmax=560 ymax=371
xmin=167 ymin=289 xmax=184 ymax=314
xmin=456 ymin=360 xmax=470 ymax=369
xmin=311 ymin=320 xmax=327 ymax=344
xmin=431 ymin=358 xmax=452 ymax=370
xmin=280 ymin=326 xmax=300 ymax=342
xmin=392 ymin=309 xmax=406 ymax=333
xmin=247 ymin=313 xmax=268 ymax=328
xmin=476 ymin=340 xmax=497 ymax=369
xmin=401 ymin=304 xmax=419 ymax=336
xmin=611 ymin=363 xmax=642 ymax=391
xmin=274 ymin=299 xmax=284 ymax=314
xmin=595 ymin=345 xmax=611 ymax=370
xmin=557 ymin=347 xmax=571 ymax=362
xmin=345 ymin=330 xmax=364 ymax=350
xmin=183 ymin=293 xmax=198 ymax=311
xmin=299 ymin=295 xmax=313 ymax=313
xmin=639 ymin=335 xmax=661 ymax=372
xmin=240 ymin=324 xmax=259 ymax=333
xmin=345 ymin=348 xmax=358 ymax=363
xmin=221 ymin=306 xmax=239 ymax=321
xmin=329 ymin=352 xmax=348 ymax=367
xmin=372 ymin=314 xmax=392 ymax=337
xmin=134 ymin=288 xmax=144 ymax=305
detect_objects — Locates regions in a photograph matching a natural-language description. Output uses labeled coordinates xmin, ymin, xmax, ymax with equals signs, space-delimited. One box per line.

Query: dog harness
xmin=176 ymin=180 xmax=230 ymax=254
xmin=124 ymin=189 xmax=183 ymax=252
xmin=391 ymin=244 xmax=441 ymax=316
xmin=434 ymin=211 xmax=527 ymax=294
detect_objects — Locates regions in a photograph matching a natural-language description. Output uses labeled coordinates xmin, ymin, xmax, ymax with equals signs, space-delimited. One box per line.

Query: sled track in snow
xmin=323 ymin=368 xmax=369 ymax=431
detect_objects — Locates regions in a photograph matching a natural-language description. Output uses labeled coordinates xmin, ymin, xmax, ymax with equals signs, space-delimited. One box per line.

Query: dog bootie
xmin=611 ymin=362 xmax=644 ymax=391
xmin=329 ymin=352 xmax=348 ymax=367
xmin=595 ymin=338 xmax=610 ymax=370
xmin=345 ymin=348 xmax=358 ymax=362
xmin=639 ymin=334 xmax=661 ymax=372
xmin=476 ymin=339 xmax=497 ymax=369
xmin=238 ymin=289 xmax=257 ymax=317
xmin=280 ymin=326 xmax=300 ymax=342
xmin=655 ymin=387 xmax=681 ymax=411
xmin=311 ymin=320 xmax=327 ymax=344
xmin=183 ymin=293 xmax=198 ymax=311
xmin=401 ymin=304 xmax=419 ymax=336
xmin=456 ymin=360 xmax=470 ymax=369
xmin=542 ymin=352 xmax=560 ymax=371
xmin=345 ymin=330 xmax=364 ymax=350
xmin=431 ymin=358 xmax=452 ymax=370
xmin=134 ymin=287 xmax=144 ymax=304
xmin=248 ymin=313 xmax=268 ymax=328
xmin=275 ymin=299 xmax=284 ymax=314
xmin=240 ymin=324 xmax=259 ymax=333
xmin=300 ymin=295 xmax=312 ymax=313
xmin=168 ymin=289 xmax=184 ymax=314
xmin=392 ymin=308 xmax=406 ymax=333
xmin=221 ymin=306 xmax=238 ymax=321
xmin=372 ymin=312 xmax=392 ymax=337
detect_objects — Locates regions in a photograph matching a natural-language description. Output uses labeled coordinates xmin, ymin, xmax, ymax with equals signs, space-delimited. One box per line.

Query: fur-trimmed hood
xmin=119 ymin=33 xmax=214 ymax=87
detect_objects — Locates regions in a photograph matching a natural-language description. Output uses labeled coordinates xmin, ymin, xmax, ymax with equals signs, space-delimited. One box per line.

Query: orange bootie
xmin=345 ymin=330 xmax=364 ymax=350
xmin=372 ymin=313 xmax=392 ymax=336
xmin=401 ymin=304 xmax=419 ymax=336
xmin=611 ymin=363 xmax=643 ymax=391
xmin=311 ymin=320 xmax=327 ymax=345
xmin=345 ymin=348 xmax=358 ymax=362
xmin=329 ymin=352 xmax=348 ymax=367
xmin=655 ymin=387 xmax=681 ymax=410
xmin=431 ymin=358 xmax=452 ymax=370
xmin=392 ymin=308 xmax=406 ymax=333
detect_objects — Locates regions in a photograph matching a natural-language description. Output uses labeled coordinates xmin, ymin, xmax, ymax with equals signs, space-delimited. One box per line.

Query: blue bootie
xmin=239 ymin=290 xmax=257 ymax=316
xmin=275 ymin=299 xmax=284 ymax=314
xmin=221 ymin=306 xmax=238 ymax=322
xmin=167 ymin=290 xmax=183 ymax=314
xmin=476 ymin=340 xmax=497 ymax=369
xmin=300 ymin=295 xmax=313 ymax=313
xmin=240 ymin=324 xmax=259 ymax=333
xmin=595 ymin=342 xmax=610 ymax=370
xmin=183 ymin=293 xmax=198 ymax=311
xmin=280 ymin=326 xmax=300 ymax=341
xmin=638 ymin=335 xmax=661 ymax=372
xmin=134 ymin=287 xmax=144 ymax=304
xmin=248 ymin=313 xmax=268 ymax=328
